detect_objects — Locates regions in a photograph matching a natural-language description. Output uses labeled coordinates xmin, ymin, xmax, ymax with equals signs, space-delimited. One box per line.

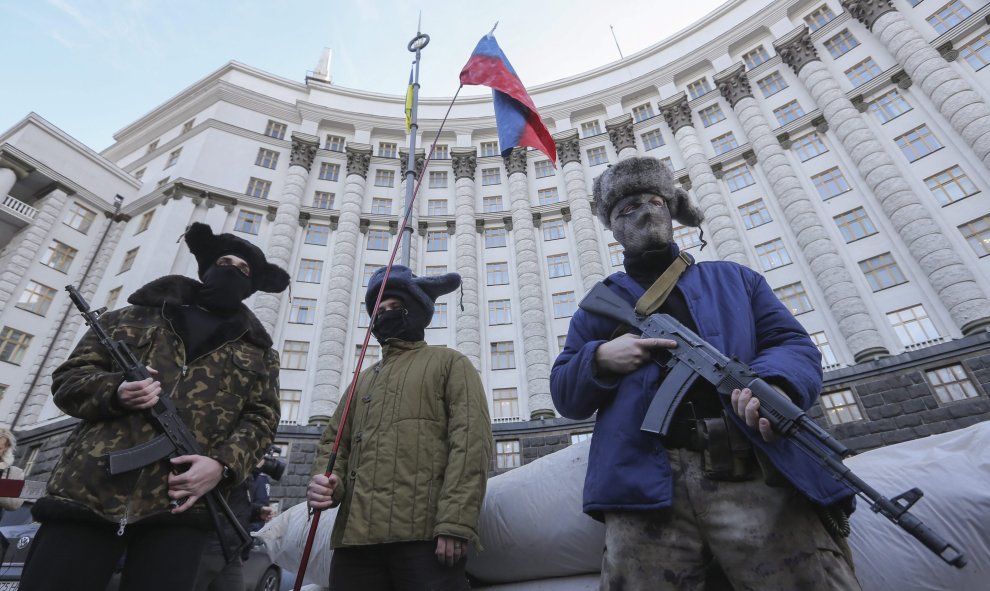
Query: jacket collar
xmin=127 ymin=275 xmax=273 ymax=349
xmin=381 ymin=339 xmax=427 ymax=358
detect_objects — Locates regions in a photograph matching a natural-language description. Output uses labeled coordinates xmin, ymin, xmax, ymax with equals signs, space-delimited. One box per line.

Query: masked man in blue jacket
xmin=550 ymin=156 xmax=861 ymax=590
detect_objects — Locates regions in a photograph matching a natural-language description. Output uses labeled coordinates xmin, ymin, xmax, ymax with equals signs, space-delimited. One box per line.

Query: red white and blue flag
xmin=459 ymin=34 xmax=557 ymax=165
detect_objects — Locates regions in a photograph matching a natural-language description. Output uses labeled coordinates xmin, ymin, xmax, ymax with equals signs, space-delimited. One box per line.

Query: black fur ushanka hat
xmin=184 ymin=222 xmax=290 ymax=293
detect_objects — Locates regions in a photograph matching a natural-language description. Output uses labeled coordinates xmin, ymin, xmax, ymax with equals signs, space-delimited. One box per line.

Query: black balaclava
xmin=195 ymin=262 xmax=254 ymax=314
xmin=371 ymin=295 xmax=429 ymax=344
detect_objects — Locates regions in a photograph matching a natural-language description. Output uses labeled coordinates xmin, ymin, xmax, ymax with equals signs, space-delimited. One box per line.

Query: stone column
xmin=842 ymin=0 xmax=990 ymax=169
xmin=310 ymin=144 xmax=372 ymax=423
xmin=0 ymin=166 xmax=16 ymax=199
xmin=777 ymin=28 xmax=990 ymax=334
xmin=0 ymin=187 xmax=70 ymax=314
xmin=253 ymin=133 xmax=318 ymax=335
xmin=399 ymin=149 xmax=425 ymax=269
xmin=606 ymin=114 xmax=638 ymax=161
xmin=716 ymin=64 xmax=889 ymax=361
xmin=504 ymin=148 xmax=554 ymax=419
xmin=451 ymin=148 xmax=482 ymax=371
xmin=659 ymin=95 xmax=750 ymax=266
xmin=553 ymin=130 xmax=606 ymax=291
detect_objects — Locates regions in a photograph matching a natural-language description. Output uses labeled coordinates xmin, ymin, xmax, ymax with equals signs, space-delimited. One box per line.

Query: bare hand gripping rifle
xmin=579 ymin=283 xmax=967 ymax=568
xmin=66 ymin=285 xmax=252 ymax=562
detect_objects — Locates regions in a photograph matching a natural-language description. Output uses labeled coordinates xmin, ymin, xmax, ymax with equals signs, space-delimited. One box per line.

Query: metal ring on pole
xmin=408 ymin=33 xmax=430 ymax=52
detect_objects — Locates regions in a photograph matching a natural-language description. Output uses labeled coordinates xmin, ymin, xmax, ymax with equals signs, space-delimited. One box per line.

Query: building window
xmin=755 ymin=238 xmax=792 ymax=271
xmin=0 ymin=327 xmax=32 ymax=365
xmin=534 ymin=160 xmax=555 ymax=178
xmin=632 ymin=103 xmax=655 ymax=122
xmin=370 ymin=198 xmax=392 ymax=215
xmin=581 ymin=120 xmax=602 ymax=137
xmin=792 ymin=132 xmax=828 ymax=161
xmin=739 ymin=199 xmax=772 ymax=229
xmin=587 ymin=146 xmax=609 ymax=166
xmin=485 ymin=227 xmax=507 ymax=248
xmin=558 ymin=334 xmax=568 ymax=352
xmin=859 ymin=253 xmax=907 ymax=291
xmin=489 ymin=299 xmax=512 ymax=325
xmin=354 ymin=344 xmax=381 ymax=365
xmin=480 ymin=141 xmax=500 ymax=157
xmin=608 ymin=242 xmax=624 ymax=266
xmin=379 ymin=142 xmax=398 ymax=158
xmin=812 ymin=167 xmax=851 ymax=200
xmin=424 ymin=266 xmax=447 ymax=277
xmin=367 ymin=229 xmax=390 ymax=251
xmin=374 ymin=169 xmax=395 ymax=187
xmin=711 ymin=132 xmax=739 ymax=155
xmin=845 ymin=58 xmax=883 ymax=87
xmin=686 ymin=77 xmax=713 ymax=99
xmin=319 ymin=162 xmax=340 ymax=181
xmin=432 ymin=302 xmax=448 ymax=328
xmin=297 ymin=259 xmax=323 ymax=283
xmin=538 ymin=187 xmax=561 ymax=205
xmin=660 ymin=157 xmax=674 ymax=172
xmin=362 ymin=264 xmax=378 ymax=286
xmin=64 ymin=202 xmax=97 ymax=234
xmin=724 ymin=164 xmax=756 ymax=192
xmin=105 ymin=286 xmax=122 ymax=310
xmin=641 ymin=129 xmax=665 ymax=150
xmin=811 ymin=331 xmax=839 ymax=368
xmin=495 ymin=439 xmax=521 ymax=469
xmin=820 ymin=390 xmax=864 ymax=425
xmin=571 ymin=432 xmax=593 ymax=444
xmin=429 ymin=171 xmax=448 ymax=189
xmin=775 ymin=282 xmax=813 ymax=315
xmin=547 ymin=254 xmax=572 ymax=278
xmin=147 ymin=139 xmax=159 ymax=154
xmin=313 ymin=191 xmax=335 ymax=209
xmin=426 ymin=230 xmax=448 ymax=251
xmin=282 ymin=340 xmax=309 ymax=370
xmin=773 ymin=100 xmax=805 ymax=125
xmin=543 ymin=219 xmax=566 ymax=241
xmin=926 ymin=364 xmax=981 ymax=403
xmin=265 ymin=120 xmax=287 ymax=140
xmin=834 ymin=207 xmax=877 ymax=242
xmin=960 ymin=33 xmax=990 ymax=70
xmin=16 ymin=281 xmax=58 ymax=316
xmin=427 ymin=199 xmax=448 ymax=216
xmin=357 ymin=307 xmax=372 ymax=328
xmin=245 ymin=177 xmax=271 ymax=198
xmin=487 ymin=262 xmax=509 ymax=285
xmin=482 ymin=195 xmax=504 ymax=212
xmin=824 ymin=29 xmax=860 ymax=58
xmin=742 ymin=45 xmax=771 ymax=70
xmin=289 ymin=298 xmax=317 ymax=324
xmin=255 ymin=148 xmax=279 ymax=169
xmin=492 ymin=388 xmax=519 ymax=421
xmin=165 ymin=148 xmax=182 ymax=169
xmin=756 ymin=71 xmax=788 ymax=97
xmin=673 ymin=225 xmax=703 ymax=250
xmin=926 ymin=1 xmax=972 ymax=34
xmin=924 ymin=166 xmax=977 ymax=207
xmin=134 ymin=168 xmax=145 ymax=181
xmin=895 ymin=125 xmax=942 ymax=161
xmin=491 ymin=341 xmax=515 ymax=370
xmin=887 ymin=304 xmax=940 ymax=347
xmin=22 ymin=446 xmax=40 ymax=477
xmin=552 ymin=291 xmax=577 ymax=318
xmin=433 ymin=144 xmax=449 ymax=160
xmin=136 ymin=210 xmax=155 ymax=234
xmin=41 ymin=240 xmax=77 ymax=272
xmin=481 ymin=168 xmax=501 ymax=186
xmin=234 ymin=210 xmax=262 ymax=235
xmin=804 ymin=4 xmax=837 ymax=32
xmin=304 ymin=224 xmax=329 ymax=246
xmin=324 ymin=134 xmax=345 ymax=151
xmin=279 ymin=389 xmax=302 ymax=425
xmin=182 ymin=119 xmax=195 ymax=133
xmin=698 ymin=104 xmax=725 ymax=127
xmin=959 ymin=214 xmax=990 ymax=257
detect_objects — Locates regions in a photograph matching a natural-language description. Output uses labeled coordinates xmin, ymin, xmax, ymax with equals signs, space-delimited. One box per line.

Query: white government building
xmin=1 ymin=0 xmax=989 ymax=470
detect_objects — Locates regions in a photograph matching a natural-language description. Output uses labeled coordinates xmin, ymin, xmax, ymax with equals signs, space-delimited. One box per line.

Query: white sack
xmin=254 ymin=501 xmax=337 ymax=587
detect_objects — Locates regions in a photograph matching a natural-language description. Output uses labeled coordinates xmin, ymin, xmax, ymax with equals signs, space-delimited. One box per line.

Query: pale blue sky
xmin=0 ymin=0 xmax=725 ymax=151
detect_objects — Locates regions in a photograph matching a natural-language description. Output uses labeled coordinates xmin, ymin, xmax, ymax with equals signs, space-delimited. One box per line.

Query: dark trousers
xmin=19 ymin=520 xmax=210 ymax=591
xmin=330 ymin=541 xmax=469 ymax=591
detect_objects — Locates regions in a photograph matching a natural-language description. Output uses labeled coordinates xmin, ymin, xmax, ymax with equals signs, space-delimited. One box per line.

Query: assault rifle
xmin=66 ymin=285 xmax=251 ymax=562
xmin=579 ymin=282 xmax=967 ymax=568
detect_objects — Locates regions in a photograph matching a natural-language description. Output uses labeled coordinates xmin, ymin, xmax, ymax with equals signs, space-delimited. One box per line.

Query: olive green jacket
xmin=315 ymin=340 xmax=492 ymax=548
xmin=43 ymin=276 xmax=280 ymax=528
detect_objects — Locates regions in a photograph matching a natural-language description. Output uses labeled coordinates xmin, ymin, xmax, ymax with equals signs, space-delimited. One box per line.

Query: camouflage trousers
xmin=600 ymin=447 xmax=862 ymax=591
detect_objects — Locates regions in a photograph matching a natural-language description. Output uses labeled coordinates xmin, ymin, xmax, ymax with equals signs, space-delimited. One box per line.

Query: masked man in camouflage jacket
xmin=307 ymin=265 xmax=493 ymax=591
xmin=21 ymin=222 xmax=288 ymax=591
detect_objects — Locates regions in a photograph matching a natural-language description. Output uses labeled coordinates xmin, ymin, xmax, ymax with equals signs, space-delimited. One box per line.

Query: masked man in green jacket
xmin=21 ymin=222 xmax=287 ymax=591
xmin=307 ymin=265 xmax=493 ymax=590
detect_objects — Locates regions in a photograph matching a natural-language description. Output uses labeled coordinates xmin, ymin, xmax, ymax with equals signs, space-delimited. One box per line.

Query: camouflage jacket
xmin=42 ymin=275 xmax=281 ymax=529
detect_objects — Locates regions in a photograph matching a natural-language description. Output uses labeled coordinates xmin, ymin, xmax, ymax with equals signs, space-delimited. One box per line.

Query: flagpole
xmin=402 ymin=26 xmax=430 ymax=267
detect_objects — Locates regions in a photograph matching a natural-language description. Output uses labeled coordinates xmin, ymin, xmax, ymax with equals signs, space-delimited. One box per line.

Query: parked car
xmin=0 ymin=501 xmax=281 ymax=591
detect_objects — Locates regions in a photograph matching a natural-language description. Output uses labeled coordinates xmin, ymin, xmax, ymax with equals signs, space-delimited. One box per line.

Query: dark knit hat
xmin=593 ymin=156 xmax=704 ymax=230
xmin=365 ymin=265 xmax=461 ymax=320
xmin=184 ymin=222 xmax=290 ymax=293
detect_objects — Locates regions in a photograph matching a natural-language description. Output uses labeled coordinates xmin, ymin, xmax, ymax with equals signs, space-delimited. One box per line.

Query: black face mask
xmin=371 ymin=308 xmax=410 ymax=343
xmin=196 ymin=265 xmax=253 ymax=313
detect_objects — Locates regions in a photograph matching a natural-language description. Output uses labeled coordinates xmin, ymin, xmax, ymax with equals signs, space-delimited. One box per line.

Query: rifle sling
xmin=634 ymin=251 xmax=693 ymax=316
